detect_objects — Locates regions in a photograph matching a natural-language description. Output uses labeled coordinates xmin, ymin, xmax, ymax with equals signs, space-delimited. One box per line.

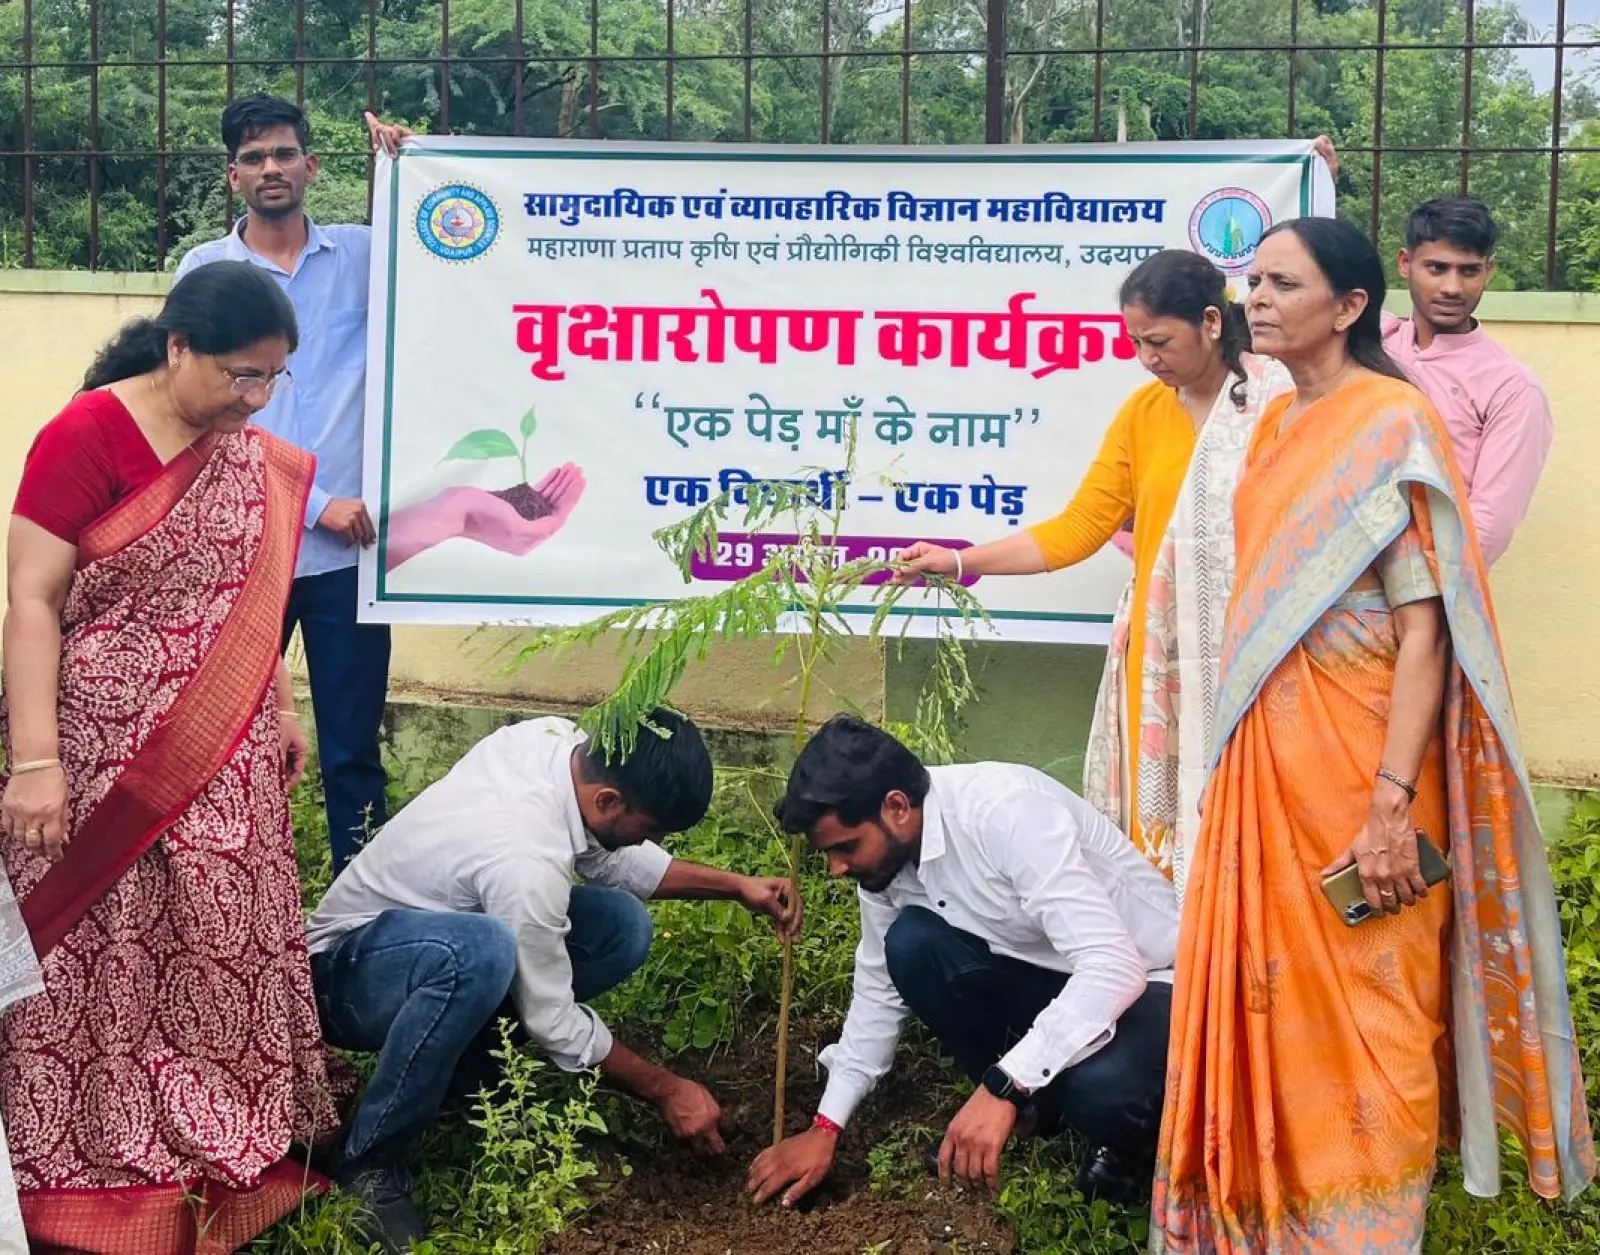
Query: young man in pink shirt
xmin=1382 ymin=195 xmax=1553 ymax=566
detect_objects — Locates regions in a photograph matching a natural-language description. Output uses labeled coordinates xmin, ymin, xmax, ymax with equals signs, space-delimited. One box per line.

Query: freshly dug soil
xmin=549 ymin=1020 xmax=1015 ymax=1255
xmin=492 ymin=482 xmax=556 ymax=520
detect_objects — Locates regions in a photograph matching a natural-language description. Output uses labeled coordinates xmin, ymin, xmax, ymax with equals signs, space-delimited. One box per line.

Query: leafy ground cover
xmin=254 ymin=765 xmax=1600 ymax=1254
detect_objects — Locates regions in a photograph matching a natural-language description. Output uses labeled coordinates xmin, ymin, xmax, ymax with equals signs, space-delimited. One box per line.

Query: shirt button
xmin=938 ymin=900 xmax=946 ymax=908
xmin=1042 ymin=1068 xmax=1051 ymax=1078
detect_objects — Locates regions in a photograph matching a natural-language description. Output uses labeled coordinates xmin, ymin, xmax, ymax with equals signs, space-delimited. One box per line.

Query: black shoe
xmin=335 ymin=1156 xmax=426 ymax=1253
xmin=1076 ymin=1145 xmax=1155 ymax=1208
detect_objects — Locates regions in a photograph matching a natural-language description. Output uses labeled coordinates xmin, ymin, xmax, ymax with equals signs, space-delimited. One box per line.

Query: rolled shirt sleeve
xmin=473 ymin=851 xmax=616 ymax=1073
xmin=573 ymin=838 xmax=672 ymax=900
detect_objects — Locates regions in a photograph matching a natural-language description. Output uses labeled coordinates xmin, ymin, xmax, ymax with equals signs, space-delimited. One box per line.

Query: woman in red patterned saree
xmin=0 ymin=260 xmax=341 ymax=1253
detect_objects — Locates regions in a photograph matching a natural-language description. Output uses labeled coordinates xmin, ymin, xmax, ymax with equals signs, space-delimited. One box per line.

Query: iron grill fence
xmin=2 ymin=0 xmax=1596 ymax=288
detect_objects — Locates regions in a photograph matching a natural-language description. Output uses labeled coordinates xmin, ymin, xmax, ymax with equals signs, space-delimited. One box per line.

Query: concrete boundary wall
xmin=3 ymin=273 xmax=1596 ymax=786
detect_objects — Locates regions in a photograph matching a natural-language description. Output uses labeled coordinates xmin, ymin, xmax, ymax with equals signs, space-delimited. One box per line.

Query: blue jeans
xmin=310 ymin=885 xmax=655 ymax=1162
xmin=883 ymin=905 xmax=1169 ymax=1160
xmin=283 ymin=565 xmax=391 ymax=873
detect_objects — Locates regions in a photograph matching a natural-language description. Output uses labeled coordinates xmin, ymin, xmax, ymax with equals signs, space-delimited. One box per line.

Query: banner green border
xmin=375 ymin=148 xmax=1314 ymax=620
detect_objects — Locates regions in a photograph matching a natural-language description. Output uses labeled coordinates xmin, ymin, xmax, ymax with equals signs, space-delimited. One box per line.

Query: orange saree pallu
xmin=0 ymin=430 xmax=342 ymax=1254
xmin=1151 ymin=375 xmax=1594 ymax=1254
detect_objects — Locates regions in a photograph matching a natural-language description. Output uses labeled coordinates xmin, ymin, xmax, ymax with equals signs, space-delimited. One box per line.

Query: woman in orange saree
xmin=1151 ymin=217 xmax=1594 ymax=1253
xmin=0 ymin=260 xmax=341 ymax=1253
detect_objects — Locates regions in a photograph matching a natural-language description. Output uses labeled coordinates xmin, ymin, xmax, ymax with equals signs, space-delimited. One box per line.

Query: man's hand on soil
xmin=939 ymin=1087 xmax=1017 ymax=1193
xmin=747 ymin=1126 xmax=838 ymax=1207
xmin=657 ymin=1075 xmax=727 ymax=1154
xmin=737 ymin=875 xmax=803 ymax=942
xmin=317 ymin=497 xmax=377 ymax=546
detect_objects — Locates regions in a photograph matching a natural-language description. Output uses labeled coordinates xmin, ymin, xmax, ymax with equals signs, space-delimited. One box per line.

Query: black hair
xmin=578 ymin=708 xmax=713 ymax=835
xmin=774 ymin=715 xmax=931 ymax=838
xmin=221 ymin=93 xmax=311 ymax=159
xmin=82 ymin=260 xmax=299 ymax=392
xmin=1259 ymin=217 xmax=1408 ymax=384
xmin=1404 ymin=195 xmax=1499 ymax=258
xmin=1119 ymin=248 xmax=1253 ymax=410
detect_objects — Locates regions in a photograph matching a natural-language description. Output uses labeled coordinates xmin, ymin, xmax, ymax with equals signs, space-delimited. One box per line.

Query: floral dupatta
xmin=1083 ymin=354 xmax=1291 ymax=892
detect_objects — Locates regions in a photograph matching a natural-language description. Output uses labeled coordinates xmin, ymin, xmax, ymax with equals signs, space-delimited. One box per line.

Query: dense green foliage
xmin=3 ymin=0 xmax=1598 ymax=285
xmin=265 ymin=757 xmax=1600 ymax=1253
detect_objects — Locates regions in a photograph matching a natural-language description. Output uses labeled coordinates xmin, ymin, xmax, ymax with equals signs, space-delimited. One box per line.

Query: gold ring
xmin=24 ymin=829 xmax=41 ymax=840
xmin=1379 ymin=889 xmax=1397 ymax=900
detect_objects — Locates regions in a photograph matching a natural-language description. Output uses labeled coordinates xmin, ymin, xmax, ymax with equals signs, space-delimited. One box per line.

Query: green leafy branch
xmin=518 ymin=421 xmax=990 ymax=1144
xmin=443 ymin=406 xmax=539 ymax=483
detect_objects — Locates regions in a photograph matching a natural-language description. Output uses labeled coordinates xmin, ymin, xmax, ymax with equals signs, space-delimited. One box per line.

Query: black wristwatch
xmin=980 ymin=1064 xmax=1027 ymax=1107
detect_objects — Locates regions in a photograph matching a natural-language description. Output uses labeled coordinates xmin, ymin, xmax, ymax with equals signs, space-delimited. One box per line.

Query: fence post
xmin=984 ymin=0 xmax=1006 ymax=144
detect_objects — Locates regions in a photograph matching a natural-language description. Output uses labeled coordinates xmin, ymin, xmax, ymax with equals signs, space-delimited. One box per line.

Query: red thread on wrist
xmin=812 ymin=1113 xmax=843 ymax=1137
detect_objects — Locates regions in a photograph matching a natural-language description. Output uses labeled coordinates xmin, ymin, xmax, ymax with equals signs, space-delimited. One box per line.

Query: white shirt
xmin=817 ymin=763 xmax=1179 ymax=1127
xmin=305 ymin=717 xmax=672 ymax=1073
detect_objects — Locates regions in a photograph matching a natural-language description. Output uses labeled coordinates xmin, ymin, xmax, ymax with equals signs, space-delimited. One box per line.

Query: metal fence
xmin=3 ymin=0 xmax=1597 ymax=285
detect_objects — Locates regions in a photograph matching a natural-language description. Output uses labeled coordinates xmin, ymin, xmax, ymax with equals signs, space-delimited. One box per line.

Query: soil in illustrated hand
xmin=492 ymin=482 xmax=556 ymax=520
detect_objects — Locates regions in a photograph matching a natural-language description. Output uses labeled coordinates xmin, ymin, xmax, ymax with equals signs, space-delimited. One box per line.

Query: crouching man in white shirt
xmin=305 ymin=710 xmax=800 ymax=1252
xmin=748 ymin=716 xmax=1177 ymax=1210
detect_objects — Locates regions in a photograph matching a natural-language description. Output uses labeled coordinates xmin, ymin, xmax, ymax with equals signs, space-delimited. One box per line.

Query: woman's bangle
xmin=278 ymin=708 xmax=300 ymax=721
xmin=952 ymin=548 xmax=965 ymax=583
xmin=1375 ymin=767 xmax=1417 ymax=803
xmin=9 ymin=759 xmax=61 ymax=776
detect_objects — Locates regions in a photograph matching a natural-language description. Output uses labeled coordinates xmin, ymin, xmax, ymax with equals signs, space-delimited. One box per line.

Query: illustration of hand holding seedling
xmin=384 ymin=407 xmax=586 ymax=572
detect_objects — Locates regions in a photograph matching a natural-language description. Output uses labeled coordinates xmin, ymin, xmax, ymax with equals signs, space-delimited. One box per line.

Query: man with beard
xmin=306 ymin=711 xmax=801 ymax=1251
xmin=1382 ymin=195 xmax=1554 ymax=566
xmin=748 ymin=716 xmax=1177 ymax=1210
xmin=173 ymin=94 xmax=410 ymax=872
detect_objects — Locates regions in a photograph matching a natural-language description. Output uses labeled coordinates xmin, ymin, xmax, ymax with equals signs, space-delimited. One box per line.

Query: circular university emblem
xmin=415 ymin=184 xmax=500 ymax=263
xmin=1188 ymin=188 xmax=1272 ymax=274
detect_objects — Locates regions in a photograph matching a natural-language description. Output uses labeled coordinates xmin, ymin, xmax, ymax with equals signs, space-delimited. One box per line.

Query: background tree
xmin=1 ymin=0 xmax=1593 ymax=287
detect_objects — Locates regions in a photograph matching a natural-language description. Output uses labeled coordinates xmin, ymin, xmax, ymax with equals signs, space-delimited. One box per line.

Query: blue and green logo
xmin=1188 ymin=188 xmax=1271 ymax=274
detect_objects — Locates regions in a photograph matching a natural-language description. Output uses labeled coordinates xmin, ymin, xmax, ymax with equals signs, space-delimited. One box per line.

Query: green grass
xmin=257 ymin=765 xmax=1600 ymax=1253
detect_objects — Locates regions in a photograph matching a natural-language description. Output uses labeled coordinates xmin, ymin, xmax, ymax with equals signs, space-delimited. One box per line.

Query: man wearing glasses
xmin=174 ymin=94 xmax=411 ymax=874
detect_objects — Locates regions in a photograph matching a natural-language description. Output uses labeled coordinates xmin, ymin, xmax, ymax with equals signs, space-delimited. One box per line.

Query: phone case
xmin=1321 ymin=830 xmax=1451 ymax=927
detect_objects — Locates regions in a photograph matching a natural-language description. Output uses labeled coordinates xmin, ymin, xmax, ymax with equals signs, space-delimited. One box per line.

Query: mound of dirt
xmin=549 ymin=1021 xmax=1015 ymax=1255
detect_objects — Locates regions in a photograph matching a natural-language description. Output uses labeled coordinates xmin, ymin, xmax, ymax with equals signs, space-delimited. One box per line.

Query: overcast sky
xmin=1515 ymin=0 xmax=1597 ymax=92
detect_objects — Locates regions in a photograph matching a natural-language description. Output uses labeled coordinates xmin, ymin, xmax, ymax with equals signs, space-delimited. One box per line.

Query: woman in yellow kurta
xmin=899 ymin=250 xmax=1289 ymax=875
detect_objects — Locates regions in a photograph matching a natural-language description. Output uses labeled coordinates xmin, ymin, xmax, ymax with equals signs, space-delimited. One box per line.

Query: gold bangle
xmin=9 ymin=759 xmax=61 ymax=775
xmin=277 ymin=709 xmax=300 ymax=720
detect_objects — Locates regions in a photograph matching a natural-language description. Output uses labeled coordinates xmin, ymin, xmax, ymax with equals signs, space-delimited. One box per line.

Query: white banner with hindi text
xmin=359 ymin=138 xmax=1333 ymax=641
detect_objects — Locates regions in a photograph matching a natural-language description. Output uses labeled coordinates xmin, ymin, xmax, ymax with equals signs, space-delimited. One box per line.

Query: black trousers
xmin=884 ymin=904 xmax=1169 ymax=1159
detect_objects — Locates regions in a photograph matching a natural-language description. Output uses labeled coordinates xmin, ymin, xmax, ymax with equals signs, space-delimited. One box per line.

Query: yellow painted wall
xmin=1454 ymin=316 xmax=1600 ymax=785
xmin=0 ymin=274 xmax=882 ymax=729
xmin=1 ymin=275 xmax=1595 ymax=782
